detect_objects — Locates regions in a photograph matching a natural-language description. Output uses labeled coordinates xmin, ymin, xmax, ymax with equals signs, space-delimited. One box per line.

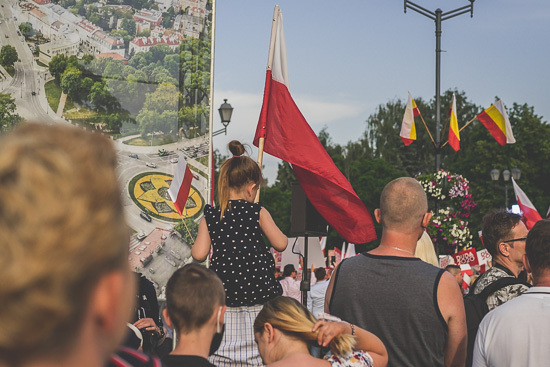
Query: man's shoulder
xmin=472 ymin=266 xmax=509 ymax=293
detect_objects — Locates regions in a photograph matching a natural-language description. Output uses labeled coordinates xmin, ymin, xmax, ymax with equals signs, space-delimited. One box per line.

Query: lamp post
xmin=404 ymin=0 xmax=474 ymax=171
xmin=213 ymin=99 xmax=233 ymax=137
xmin=490 ymin=167 xmax=521 ymax=209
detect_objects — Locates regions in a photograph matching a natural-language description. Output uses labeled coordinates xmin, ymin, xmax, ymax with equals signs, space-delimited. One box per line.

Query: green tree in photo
xmin=48 ymin=54 xmax=68 ymax=82
xmin=0 ymin=45 xmax=18 ymax=67
xmin=0 ymin=93 xmax=23 ymax=132
xmin=121 ymin=18 xmax=136 ymax=36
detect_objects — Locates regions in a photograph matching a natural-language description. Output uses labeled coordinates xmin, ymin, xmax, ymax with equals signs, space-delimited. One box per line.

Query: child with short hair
xmin=192 ymin=140 xmax=288 ymax=367
xmin=162 ymin=264 xmax=226 ymax=367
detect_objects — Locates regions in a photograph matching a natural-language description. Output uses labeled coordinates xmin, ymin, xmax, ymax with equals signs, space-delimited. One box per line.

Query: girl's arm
xmin=191 ymin=218 xmax=211 ymax=261
xmin=313 ymin=321 xmax=388 ymax=367
xmin=259 ymin=207 xmax=288 ymax=252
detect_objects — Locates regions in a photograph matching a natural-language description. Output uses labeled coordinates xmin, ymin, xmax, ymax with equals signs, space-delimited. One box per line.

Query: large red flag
xmin=253 ymin=6 xmax=376 ymax=244
xmin=511 ymin=178 xmax=542 ymax=229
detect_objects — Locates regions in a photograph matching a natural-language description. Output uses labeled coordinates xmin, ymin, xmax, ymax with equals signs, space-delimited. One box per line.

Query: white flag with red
xmin=168 ymin=154 xmax=193 ymax=215
xmin=511 ymin=178 xmax=542 ymax=229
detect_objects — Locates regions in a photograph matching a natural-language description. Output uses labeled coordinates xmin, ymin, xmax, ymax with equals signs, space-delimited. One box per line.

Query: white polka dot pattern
xmin=204 ymin=200 xmax=282 ymax=306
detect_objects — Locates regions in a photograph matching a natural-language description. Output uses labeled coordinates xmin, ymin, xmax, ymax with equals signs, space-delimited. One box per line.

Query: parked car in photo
xmin=136 ymin=232 xmax=146 ymax=240
xmin=146 ymin=162 xmax=156 ymax=168
xmin=140 ymin=212 xmax=152 ymax=222
xmin=129 ymin=153 xmax=138 ymax=159
xmin=170 ymin=157 xmax=178 ymax=164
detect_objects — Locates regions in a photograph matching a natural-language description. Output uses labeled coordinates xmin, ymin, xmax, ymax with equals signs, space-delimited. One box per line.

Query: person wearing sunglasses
xmin=470 ymin=210 xmax=532 ymax=312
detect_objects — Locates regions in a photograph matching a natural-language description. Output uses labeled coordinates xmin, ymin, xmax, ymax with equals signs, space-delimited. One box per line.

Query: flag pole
xmin=180 ymin=207 xmax=195 ymax=243
xmin=418 ymin=111 xmax=436 ymax=148
xmin=441 ymin=115 xmax=477 ymax=149
xmin=255 ymin=5 xmax=280 ymax=203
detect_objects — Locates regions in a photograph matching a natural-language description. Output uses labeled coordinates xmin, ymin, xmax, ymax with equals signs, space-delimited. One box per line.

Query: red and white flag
xmin=253 ymin=6 xmax=376 ymax=244
xmin=168 ymin=154 xmax=193 ymax=215
xmin=343 ymin=243 xmax=356 ymax=259
xmin=511 ymin=178 xmax=542 ymax=229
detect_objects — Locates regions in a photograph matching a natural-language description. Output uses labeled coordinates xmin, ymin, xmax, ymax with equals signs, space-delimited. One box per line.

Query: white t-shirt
xmin=473 ymin=287 xmax=550 ymax=367
xmin=279 ymin=276 xmax=301 ymax=302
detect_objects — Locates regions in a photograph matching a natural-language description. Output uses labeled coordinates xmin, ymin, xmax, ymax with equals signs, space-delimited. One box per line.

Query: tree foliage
xmin=0 ymin=93 xmax=23 ymax=132
xmin=0 ymin=45 xmax=18 ymax=67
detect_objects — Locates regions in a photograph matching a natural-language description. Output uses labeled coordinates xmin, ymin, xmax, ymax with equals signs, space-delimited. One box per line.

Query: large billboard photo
xmin=0 ymin=0 xmax=215 ymax=292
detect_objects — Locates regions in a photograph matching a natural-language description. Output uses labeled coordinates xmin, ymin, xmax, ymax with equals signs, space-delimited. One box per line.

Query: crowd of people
xmin=1 ymin=124 xmax=548 ymax=367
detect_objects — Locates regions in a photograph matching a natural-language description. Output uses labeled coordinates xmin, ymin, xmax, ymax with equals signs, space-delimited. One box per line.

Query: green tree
xmin=48 ymin=54 xmax=68 ymax=82
xmin=60 ymin=67 xmax=82 ymax=98
xmin=18 ymin=22 xmax=33 ymax=37
xmin=0 ymin=93 xmax=23 ymax=132
xmin=0 ymin=45 xmax=18 ymax=67
xmin=121 ymin=18 xmax=136 ymax=36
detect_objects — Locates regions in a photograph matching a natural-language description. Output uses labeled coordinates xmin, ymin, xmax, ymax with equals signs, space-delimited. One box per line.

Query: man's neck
xmin=495 ymin=258 xmax=521 ymax=277
xmin=369 ymin=230 xmax=417 ymax=257
xmin=171 ymin=329 xmax=213 ymax=359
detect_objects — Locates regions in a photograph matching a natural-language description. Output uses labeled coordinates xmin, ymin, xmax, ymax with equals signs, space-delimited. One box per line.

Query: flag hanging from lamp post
xmin=253 ymin=6 xmax=376 ymax=244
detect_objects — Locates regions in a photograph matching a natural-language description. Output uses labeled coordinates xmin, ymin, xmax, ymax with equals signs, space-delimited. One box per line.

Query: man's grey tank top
xmin=329 ymin=253 xmax=447 ymax=367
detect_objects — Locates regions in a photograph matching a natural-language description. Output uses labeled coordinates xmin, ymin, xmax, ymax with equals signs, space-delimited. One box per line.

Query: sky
xmin=211 ymin=0 xmax=550 ymax=184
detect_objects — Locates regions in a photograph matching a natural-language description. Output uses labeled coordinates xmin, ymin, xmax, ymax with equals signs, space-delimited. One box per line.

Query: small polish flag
xmin=168 ymin=154 xmax=193 ymax=215
xmin=511 ymin=178 xmax=543 ymax=229
xmin=460 ymin=264 xmax=473 ymax=290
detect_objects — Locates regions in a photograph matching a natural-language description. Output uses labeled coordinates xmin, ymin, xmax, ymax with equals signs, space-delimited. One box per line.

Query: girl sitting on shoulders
xmin=192 ymin=140 xmax=288 ymax=367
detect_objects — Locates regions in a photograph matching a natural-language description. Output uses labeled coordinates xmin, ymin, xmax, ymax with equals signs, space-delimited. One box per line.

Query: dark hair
xmin=314 ymin=268 xmax=326 ymax=281
xmin=165 ymin=264 xmax=225 ymax=333
xmin=526 ymin=219 xmax=550 ymax=279
xmin=283 ymin=264 xmax=296 ymax=277
xmin=217 ymin=140 xmax=263 ymax=220
xmin=481 ymin=210 xmax=522 ymax=257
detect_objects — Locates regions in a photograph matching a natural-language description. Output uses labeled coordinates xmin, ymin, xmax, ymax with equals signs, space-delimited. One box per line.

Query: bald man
xmin=326 ymin=177 xmax=466 ymax=367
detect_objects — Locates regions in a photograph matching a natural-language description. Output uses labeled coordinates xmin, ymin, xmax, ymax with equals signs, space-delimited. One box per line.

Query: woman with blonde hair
xmin=415 ymin=231 xmax=439 ymax=267
xmin=253 ymin=296 xmax=388 ymax=367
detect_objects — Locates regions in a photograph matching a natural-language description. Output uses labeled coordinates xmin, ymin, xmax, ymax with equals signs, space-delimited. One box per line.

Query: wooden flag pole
xmin=255 ymin=6 xmax=280 ymax=203
xmin=418 ymin=111 xmax=436 ymax=148
xmin=441 ymin=115 xmax=477 ymax=149
xmin=181 ymin=207 xmax=195 ymax=243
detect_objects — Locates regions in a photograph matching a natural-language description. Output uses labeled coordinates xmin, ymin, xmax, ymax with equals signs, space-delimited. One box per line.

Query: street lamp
xmin=404 ymin=0 xmax=474 ymax=171
xmin=490 ymin=167 xmax=521 ymax=209
xmin=213 ymin=99 xmax=233 ymax=137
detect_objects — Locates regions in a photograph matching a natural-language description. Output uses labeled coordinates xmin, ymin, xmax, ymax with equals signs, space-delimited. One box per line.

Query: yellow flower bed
xmin=133 ymin=173 xmax=203 ymax=220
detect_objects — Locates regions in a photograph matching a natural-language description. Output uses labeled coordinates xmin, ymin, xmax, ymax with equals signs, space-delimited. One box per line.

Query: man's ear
xmin=219 ymin=305 xmax=227 ymax=324
xmin=90 ymin=270 xmax=130 ymax=344
xmin=422 ymin=212 xmax=432 ymax=228
xmin=499 ymin=242 xmax=510 ymax=257
xmin=162 ymin=308 xmax=174 ymax=329
xmin=523 ymin=254 xmax=532 ymax=274
xmin=374 ymin=209 xmax=382 ymax=224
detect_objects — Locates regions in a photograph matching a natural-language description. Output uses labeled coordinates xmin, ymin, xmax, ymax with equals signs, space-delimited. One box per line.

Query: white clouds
xmin=212 ymin=90 xmax=366 ymax=183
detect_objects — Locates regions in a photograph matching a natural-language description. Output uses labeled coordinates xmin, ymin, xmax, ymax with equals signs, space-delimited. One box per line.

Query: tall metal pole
xmin=404 ymin=1 xmax=474 ymax=171
xmin=435 ymin=9 xmax=442 ymax=171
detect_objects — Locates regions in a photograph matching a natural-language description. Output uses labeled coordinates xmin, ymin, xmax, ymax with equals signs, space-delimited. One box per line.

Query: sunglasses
xmin=502 ymin=237 xmax=527 ymax=244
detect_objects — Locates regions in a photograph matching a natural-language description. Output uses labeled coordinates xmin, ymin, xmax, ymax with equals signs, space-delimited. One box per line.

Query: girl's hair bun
xmin=228 ymin=140 xmax=246 ymax=157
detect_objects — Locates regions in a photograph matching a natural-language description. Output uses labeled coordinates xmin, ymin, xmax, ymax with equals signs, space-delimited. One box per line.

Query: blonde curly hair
xmin=0 ymin=123 xmax=129 ymax=364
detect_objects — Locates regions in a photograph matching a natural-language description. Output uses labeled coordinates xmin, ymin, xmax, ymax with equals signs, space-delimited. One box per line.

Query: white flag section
xmin=278 ymin=237 xmax=326 ymax=270
xmin=168 ymin=153 xmax=193 ymax=215
xmin=547 ymin=205 xmax=550 ymax=219
xmin=511 ymin=178 xmax=542 ymax=229
xmin=319 ymin=236 xmax=327 ymax=253
xmin=343 ymin=243 xmax=356 ymax=259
